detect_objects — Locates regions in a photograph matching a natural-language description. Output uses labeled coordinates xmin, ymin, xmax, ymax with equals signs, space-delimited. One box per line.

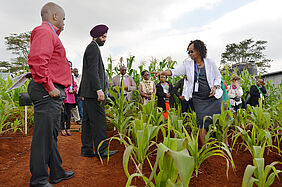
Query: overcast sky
xmin=0 ymin=0 xmax=281 ymax=74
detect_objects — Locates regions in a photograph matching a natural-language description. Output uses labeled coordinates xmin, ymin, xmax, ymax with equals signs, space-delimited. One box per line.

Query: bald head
xmin=41 ymin=2 xmax=65 ymax=31
xmin=120 ymin=66 xmax=127 ymax=75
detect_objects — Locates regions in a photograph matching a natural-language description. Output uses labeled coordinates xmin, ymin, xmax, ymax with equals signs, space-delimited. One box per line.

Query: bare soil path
xmin=0 ymin=127 xmax=281 ymax=187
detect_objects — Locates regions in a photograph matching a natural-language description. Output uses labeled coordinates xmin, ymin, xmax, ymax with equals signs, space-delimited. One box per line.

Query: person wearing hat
xmin=227 ymin=75 xmax=243 ymax=111
xmin=79 ymin=24 xmax=118 ymax=159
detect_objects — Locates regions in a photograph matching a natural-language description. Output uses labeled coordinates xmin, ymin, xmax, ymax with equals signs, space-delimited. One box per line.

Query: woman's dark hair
xmin=188 ymin=40 xmax=207 ymax=59
xmin=141 ymin=70 xmax=148 ymax=77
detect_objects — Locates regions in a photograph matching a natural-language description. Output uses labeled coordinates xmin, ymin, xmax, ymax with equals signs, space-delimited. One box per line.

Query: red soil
xmin=0 ymin=128 xmax=281 ymax=187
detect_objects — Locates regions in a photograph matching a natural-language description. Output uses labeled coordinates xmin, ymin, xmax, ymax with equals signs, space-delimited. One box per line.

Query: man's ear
xmin=52 ymin=13 xmax=57 ymax=21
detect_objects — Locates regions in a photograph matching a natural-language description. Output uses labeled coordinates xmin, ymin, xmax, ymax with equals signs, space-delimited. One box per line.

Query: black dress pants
xmin=62 ymin=103 xmax=74 ymax=130
xmin=28 ymin=80 xmax=66 ymax=186
xmin=81 ymin=98 xmax=107 ymax=154
xmin=181 ymin=99 xmax=195 ymax=113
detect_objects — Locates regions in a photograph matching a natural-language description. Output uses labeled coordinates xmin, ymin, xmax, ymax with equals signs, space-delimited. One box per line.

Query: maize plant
xmin=106 ymin=84 xmax=134 ymax=137
xmin=145 ymin=137 xmax=195 ymax=187
xmin=122 ymin=113 xmax=164 ymax=177
xmin=242 ymin=146 xmax=281 ymax=187
xmin=140 ymin=96 xmax=164 ymax=126
xmin=209 ymin=104 xmax=234 ymax=146
xmin=247 ymin=99 xmax=271 ymax=130
xmin=233 ymin=125 xmax=273 ymax=158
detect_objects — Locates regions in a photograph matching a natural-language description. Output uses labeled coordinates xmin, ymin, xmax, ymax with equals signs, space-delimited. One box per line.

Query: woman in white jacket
xmin=152 ymin=40 xmax=223 ymax=148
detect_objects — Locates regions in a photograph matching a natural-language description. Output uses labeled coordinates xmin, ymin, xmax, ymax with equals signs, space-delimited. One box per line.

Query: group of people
xmin=27 ymin=2 xmax=117 ymax=187
xmin=26 ymin=2 xmax=267 ymax=187
xmin=226 ymin=75 xmax=267 ymax=111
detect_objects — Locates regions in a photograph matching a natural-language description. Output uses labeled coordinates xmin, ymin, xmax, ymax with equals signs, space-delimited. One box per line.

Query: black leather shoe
xmin=81 ymin=152 xmax=97 ymax=157
xmin=97 ymin=150 xmax=118 ymax=160
xmin=50 ymin=170 xmax=74 ymax=184
xmin=29 ymin=182 xmax=54 ymax=187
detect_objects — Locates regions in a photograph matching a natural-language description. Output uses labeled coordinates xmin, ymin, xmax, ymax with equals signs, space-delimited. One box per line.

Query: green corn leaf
xmin=167 ymin=179 xmax=183 ymax=187
xmin=123 ymin=145 xmax=134 ymax=178
xmin=265 ymin=172 xmax=276 ymax=187
xmin=253 ymin=158 xmax=265 ymax=186
xmin=247 ymin=177 xmax=258 ymax=187
xmin=242 ymin=165 xmax=256 ymax=187
xmin=147 ymin=143 xmax=170 ymax=185
xmin=253 ymin=145 xmax=264 ymax=158
xmin=169 ymin=149 xmax=194 ymax=187
xmin=126 ymin=173 xmax=155 ymax=187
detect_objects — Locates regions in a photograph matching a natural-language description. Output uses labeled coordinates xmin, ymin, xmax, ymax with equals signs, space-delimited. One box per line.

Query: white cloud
xmin=0 ymin=0 xmax=281 ymax=74
xmin=106 ymin=0 xmax=282 ymax=72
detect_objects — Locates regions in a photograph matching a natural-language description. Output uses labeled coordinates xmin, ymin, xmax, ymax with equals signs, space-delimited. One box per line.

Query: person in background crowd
xmin=156 ymin=75 xmax=175 ymax=119
xmin=71 ymin=68 xmax=82 ymax=125
xmin=174 ymin=75 xmax=194 ymax=113
xmin=27 ymin=2 xmax=74 ymax=186
xmin=61 ymin=61 xmax=77 ymax=136
xmin=110 ymin=66 xmax=136 ymax=101
xmin=152 ymin=40 xmax=223 ymax=148
xmin=139 ymin=70 xmax=156 ymax=105
xmin=247 ymin=78 xmax=267 ymax=106
xmin=227 ymin=75 xmax=243 ymax=111
xmin=221 ymin=77 xmax=230 ymax=109
xmin=79 ymin=24 xmax=118 ymax=159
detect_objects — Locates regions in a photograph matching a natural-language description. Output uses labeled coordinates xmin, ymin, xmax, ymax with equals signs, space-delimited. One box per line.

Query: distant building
xmin=261 ymin=70 xmax=282 ymax=86
xmin=232 ymin=61 xmax=258 ymax=76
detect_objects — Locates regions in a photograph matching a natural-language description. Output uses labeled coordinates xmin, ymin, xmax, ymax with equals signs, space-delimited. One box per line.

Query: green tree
xmin=0 ymin=61 xmax=10 ymax=72
xmin=0 ymin=32 xmax=31 ymax=74
xmin=221 ymin=39 xmax=271 ymax=73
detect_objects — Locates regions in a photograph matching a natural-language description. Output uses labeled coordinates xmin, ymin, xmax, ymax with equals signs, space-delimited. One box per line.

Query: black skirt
xmin=192 ymin=96 xmax=222 ymax=128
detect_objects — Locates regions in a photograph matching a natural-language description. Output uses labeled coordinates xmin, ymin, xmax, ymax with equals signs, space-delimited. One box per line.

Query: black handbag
xmin=19 ymin=92 xmax=33 ymax=106
xmin=233 ymin=96 xmax=240 ymax=102
xmin=245 ymin=93 xmax=251 ymax=104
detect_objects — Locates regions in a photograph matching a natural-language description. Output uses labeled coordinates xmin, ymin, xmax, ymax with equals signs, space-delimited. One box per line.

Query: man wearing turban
xmin=79 ymin=24 xmax=118 ymax=159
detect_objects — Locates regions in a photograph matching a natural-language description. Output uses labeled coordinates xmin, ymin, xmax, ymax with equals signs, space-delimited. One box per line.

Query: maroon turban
xmin=90 ymin=24 xmax=109 ymax=38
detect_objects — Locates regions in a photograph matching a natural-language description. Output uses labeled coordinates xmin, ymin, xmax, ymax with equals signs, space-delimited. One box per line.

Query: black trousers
xmin=81 ymin=98 xmax=107 ymax=154
xmin=181 ymin=99 xmax=195 ymax=113
xmin=62 ymin=103 xmax=75 ymax=130
xmin=28 ymin=80 xmax=66 ymax=185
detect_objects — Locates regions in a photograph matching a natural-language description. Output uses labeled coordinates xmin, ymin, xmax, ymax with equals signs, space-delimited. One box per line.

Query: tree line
xmin=0 ymin=31 xmax=272 ymax=75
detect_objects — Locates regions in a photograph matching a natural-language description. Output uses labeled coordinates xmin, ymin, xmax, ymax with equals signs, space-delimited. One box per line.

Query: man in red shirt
xmin=27 ymin=2 xmax=74 ymax=186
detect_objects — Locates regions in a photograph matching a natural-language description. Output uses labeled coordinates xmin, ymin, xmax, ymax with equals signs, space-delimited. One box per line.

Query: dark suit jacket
xmin=156 ymin=81 xmax=175 ymax=112
xmin=248 ymin=85 xmax=267 ymax=106
xmin=79 ymin=41 xmax=106 ymax=98
xmin=173 ymin=79 xmax=184 ymax=98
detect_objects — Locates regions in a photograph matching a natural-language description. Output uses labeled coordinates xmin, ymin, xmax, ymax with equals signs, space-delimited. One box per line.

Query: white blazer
xmin=171 ymin=58 xmax=222 ymax=101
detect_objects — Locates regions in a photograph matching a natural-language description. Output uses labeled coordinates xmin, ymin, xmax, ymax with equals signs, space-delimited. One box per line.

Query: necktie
xmin=120 ymin=75 xmax=124 ymax=87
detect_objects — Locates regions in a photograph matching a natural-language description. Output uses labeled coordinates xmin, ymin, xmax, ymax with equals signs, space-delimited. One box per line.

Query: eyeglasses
xmin=187 ymin=50 xmax=194 ymax=55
